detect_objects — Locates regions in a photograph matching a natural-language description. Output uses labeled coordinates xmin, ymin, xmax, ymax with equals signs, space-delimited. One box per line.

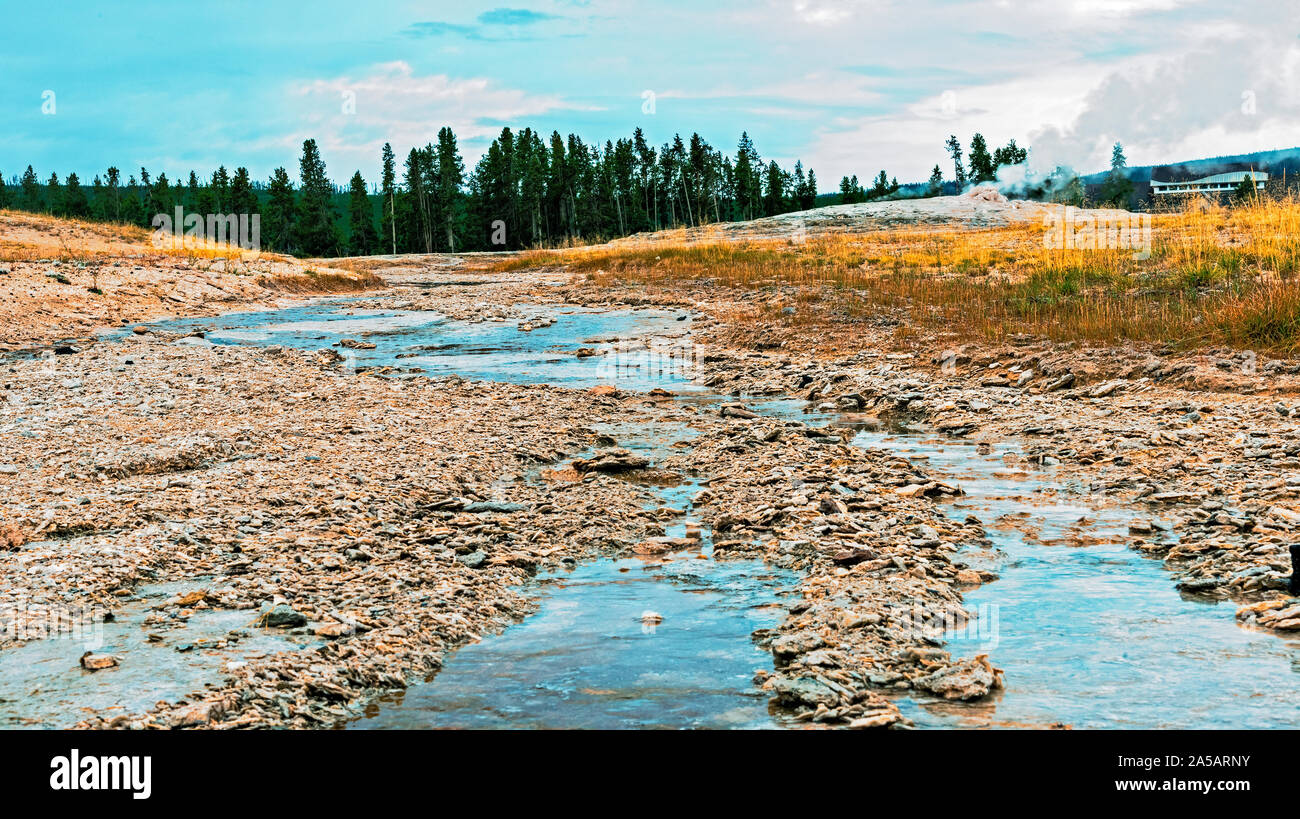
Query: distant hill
xmin=1079 ymin=146 xmax=1300 ymax=204
xmin=822 ymin=146 xmax=1300 ymax=207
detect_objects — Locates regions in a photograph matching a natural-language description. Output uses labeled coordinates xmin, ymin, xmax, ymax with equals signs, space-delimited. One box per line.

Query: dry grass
xmin=258 ymin=268 xmax=385 ymax=293
xmin=0 ymin=209 xmax=301 ymax=265
xmin=497 ymin=196 xmax=1300 ymax=354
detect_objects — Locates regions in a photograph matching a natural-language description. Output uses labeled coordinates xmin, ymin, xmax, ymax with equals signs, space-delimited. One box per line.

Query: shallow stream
xmin=65 ymin=297 xmax=1300 ymax=729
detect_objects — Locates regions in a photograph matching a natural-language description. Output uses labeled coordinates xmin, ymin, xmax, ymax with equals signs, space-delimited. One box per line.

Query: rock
xmin=462 ymin=501 xmax=527 ymax=513
xmin=640 ymin=611 xmax=663 ymax=625
xmin=914 ymin=655 xmax=1003 ymax=700
xmin=771 ymin=630 xmax=825 ymax=664
xmin=830 ymin=547 xmax=877 ymax=566
xmin=1268 ymin=506 xmax=1300 ymax=527
xmin=338 ymin=338 xmax=376 ymax=349
xmin=259 ymin=603 xmax=307 ymax=628
xmin=1044 ymin=373 xmax=1076 ymax=392
xmin=131 ymin=325 xmax=149 ymax=335
xmin=720 ymin=403 xmax=758 ymax=419
xmin=588 ymin=384 xmax=620 ymax=397
xmin=848 ymin=710 xmax=901 ymax=729
xmin=457 ymin=551 xmax=488 ymax=569
xmin=80 ymin=652 xmax=119 ymax=671
xmin=572 ymin=448 xmax=649 ymax=474
xmin=954 ymin=568 xmax=983 ymax=585
xmin=0 ymin=522 xmax=26 ymax=550
xmin=632 ymin=536 xmax=693 ymax=554
xmin=169 ymin=700 xmax=224 ymax=728
xmin=770 ymin=676 xmax=839 ymax=708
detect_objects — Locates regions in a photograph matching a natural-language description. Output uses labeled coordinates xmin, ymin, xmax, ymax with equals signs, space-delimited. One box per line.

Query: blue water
xmin=111 ymin=299 xmax=1300 ymax=729
xmin=854 ymin=432 xmax=1300 ymax=729
xmin=114 ymin=301 xmax=703 ymax=391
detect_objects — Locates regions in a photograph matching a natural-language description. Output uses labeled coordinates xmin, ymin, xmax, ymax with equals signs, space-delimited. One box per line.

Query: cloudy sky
xmin=5 ymin=0 xmax=1299 ymax=189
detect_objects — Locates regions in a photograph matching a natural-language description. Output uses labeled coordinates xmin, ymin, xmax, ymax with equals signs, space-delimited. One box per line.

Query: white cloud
xmin=790 ymin=1 xmax=1300 ymax=183
xmin=286 ymin=61 xmax=593 ymax=176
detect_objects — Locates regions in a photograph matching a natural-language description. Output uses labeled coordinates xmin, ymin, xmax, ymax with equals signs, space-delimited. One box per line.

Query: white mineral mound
xmin=608 ymin=185 xmax=1062 ymax=247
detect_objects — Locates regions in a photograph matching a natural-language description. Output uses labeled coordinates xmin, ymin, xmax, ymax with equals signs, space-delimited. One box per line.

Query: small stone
xmin=259 ymin=603 xmax=307 ymax=628
xmin=80 ymin=652 xmax=119 ymax=671
xmin=457 ymin=550 xmax=488 ymax=569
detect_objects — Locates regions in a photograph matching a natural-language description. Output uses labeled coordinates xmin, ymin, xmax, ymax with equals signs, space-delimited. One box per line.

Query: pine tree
xmin=928 ymin=165 xmax=943 ymax=196
xmin=734 ymin=132 xmax=760 ymax=220
xmin=968 ymin=133 xmax=995 ymax=183
xmin=266 ymin=167 xmax=296 ymax=253
xmin=139 ymin=168 xmax=153 ymax=225
xmin=379 ymin=143 xmax=397 ymax=254
xmin=945 ymin=135 xmax=966 ymax=188
xmin=870 ymin=170 xmax=890 ymax=199
xmin=229 ymin=167 xmax=260 ymax=217
xmin=633 ymin=127 xmax=656 ymax=230
xmin=46 ymin=172 xmax=62 ymax=215
xmin=212 ymin=165 xmax=231 ymax=212
xmin=993 ymin=139 xmax=1027 ymax=171
xmin=519 ymin=129 xmax=549 ymax=244
xmin=105 ymin=167 xmax=121 ymax=222
xmin=792 ymin=161 xmax=807 ymax=211
xmin=1234 ymin=172 xmax=1259 ymax=204
xmin=1099 ymin=142 xmax=1134 ymax=207
xmin=762 ymin=160 xmax=786 ymax=216
xmin=150 ymin=172 xmax=172 ymax=219
xmin=347 ymin=171 xmax=379 ymax=255
xmin=21 ymin=166 xmax=40 ymax=211
xmin=294 ymin=139 xmax=339 ymax=256
xmin=434 ymin=126 xmax=465 ymax=251
xmin=121 ymin=175 xmax=144 ymax=226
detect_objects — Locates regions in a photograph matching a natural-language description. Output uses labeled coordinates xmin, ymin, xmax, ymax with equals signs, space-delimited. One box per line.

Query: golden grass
xmin=258 ymin=269 xmax=385 ymax=293
xmin=496 ymin=196 xmax=1300 ymax=354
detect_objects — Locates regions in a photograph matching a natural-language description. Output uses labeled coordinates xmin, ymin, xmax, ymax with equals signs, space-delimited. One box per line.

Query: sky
xmin=4 ymin=0 xmax=1300 ymax=190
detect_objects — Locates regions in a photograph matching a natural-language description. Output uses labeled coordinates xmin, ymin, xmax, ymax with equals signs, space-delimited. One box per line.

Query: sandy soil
xmin=0 ymin=211 xmax=380 ymax=352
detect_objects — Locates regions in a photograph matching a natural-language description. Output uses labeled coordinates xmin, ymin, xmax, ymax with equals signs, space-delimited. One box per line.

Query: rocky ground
xmin=1 ymin=312 xmax=998 ymax=729
xmin=2 ymin=205 xmax=1297 ymax=730
xmin=0 ymin=210 xmax=379 ymax=352
xmin=537 ymin=273 xmax=1300 ymax=629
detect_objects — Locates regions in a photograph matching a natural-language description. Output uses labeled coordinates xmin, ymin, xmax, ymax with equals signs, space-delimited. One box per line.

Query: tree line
xmin=0 ymin=127 xmax=823 ymax=257
xmin=3 ymin=126 xmax=1153 ymax=254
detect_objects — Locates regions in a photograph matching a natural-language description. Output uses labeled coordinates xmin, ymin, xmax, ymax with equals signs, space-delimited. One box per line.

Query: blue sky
xmin=5 ymin=0 xmax=1299 ymax=190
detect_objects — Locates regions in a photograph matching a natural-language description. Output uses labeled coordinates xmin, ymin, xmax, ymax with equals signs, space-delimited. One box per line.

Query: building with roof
xmin=1150 ymin=171 xmax=1268 ymax=196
